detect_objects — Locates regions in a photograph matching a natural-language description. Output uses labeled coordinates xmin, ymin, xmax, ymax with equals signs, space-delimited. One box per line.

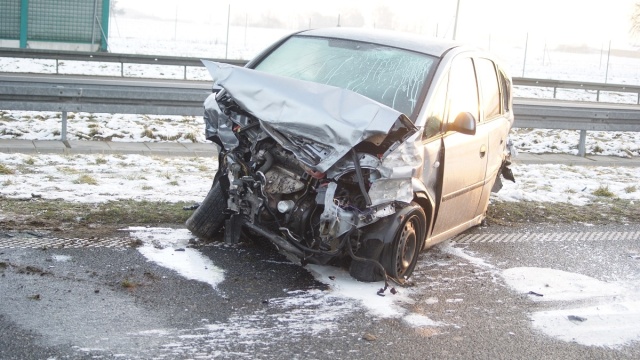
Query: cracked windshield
xmin=254 ymin=36 xmax=436 ymax=117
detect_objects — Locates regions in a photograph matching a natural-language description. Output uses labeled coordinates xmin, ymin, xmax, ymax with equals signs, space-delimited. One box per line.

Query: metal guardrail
xmin=513 ymin=99 xmax=640 ymax=155
xmin=0 ymin=48 xmax=247 ymax=79
xmin=513 ymin=77 xmax=640 ymax=104
xmin=2 ymin=48 xmax=640 ymax=104
xmin=0 ymin=74 xmax=639 ymax=156
xmin=0 ymin=75 xmax=209 ymax=145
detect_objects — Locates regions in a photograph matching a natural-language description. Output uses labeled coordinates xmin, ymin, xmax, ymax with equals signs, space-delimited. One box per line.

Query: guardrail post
xmin=184 ymin=66 xmax=187 ymax=80
xmin=578 ymin=130 xmax=587 ymax=157
xmin=596 ymin=90 xmax=600 ymax=102
xmin=553 ymin=86 xmax=557 ymax=99
xmin=56 ymin=59 xmax=59 ymax=74
xmin=61 ymin=111 xmax=68 ymax=141
xmin=121 ymin=62 xmax=124 ymax=77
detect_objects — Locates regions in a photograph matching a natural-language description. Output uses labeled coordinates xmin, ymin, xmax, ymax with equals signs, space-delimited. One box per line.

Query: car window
xmin=499 ymin=69 xmax=511 ymax=113
xmin=254 ymin=36 xmax=437 ymax=117
xmin=445 ymin=57 xmax=479 ymax=125
xmin=475 ymin=58 xmax=500 ymax=121
xmin=424 ymin=77 xmax=447 ymax=139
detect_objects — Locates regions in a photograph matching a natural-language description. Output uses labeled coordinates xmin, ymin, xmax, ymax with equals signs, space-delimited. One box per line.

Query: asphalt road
xmin=1 ymin=223 xmax=639 ymax=359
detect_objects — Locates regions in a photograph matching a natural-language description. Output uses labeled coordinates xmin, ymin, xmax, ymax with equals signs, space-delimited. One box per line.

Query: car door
xmin=474 ymin=58 xmax=511 ymax=215
xmin=430 ymin=56 xmax=489 ymax=236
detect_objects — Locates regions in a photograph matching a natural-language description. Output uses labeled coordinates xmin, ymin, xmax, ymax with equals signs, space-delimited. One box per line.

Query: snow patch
xmin=127 ymin=227 xmax=224 ymax=289
xmin=51 ymin=255 xmax=72 ymax=262
xmin=502 ymin=267 xmax=626 ymax=302
xmin=501 ymin=267 xmax=640 ymax=348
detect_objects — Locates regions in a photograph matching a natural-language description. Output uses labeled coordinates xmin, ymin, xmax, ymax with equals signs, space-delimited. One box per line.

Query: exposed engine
xmin=214 ymin=91 xmax=396 ymax=261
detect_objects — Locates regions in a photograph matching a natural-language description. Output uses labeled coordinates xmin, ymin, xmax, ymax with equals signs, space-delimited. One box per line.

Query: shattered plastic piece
xmin=377 ymin=288 xmax=386 ymax=297
xmin=175 ymin=248 xmax=186 ymax=252
xmin=528 ymin=291 xmax=544 ymax=297
xmin=329 ymin=276 xmax=336 ymax=280
xmin=183 ymin=204 xmax=200 ymax=210
xmin=568 ymin=315 xmax=587 ymax=322
xmin=368 ymin=178 xmax=413 ymax=206
xmin=362 ymin=333 xmax=377 ymax=341
xmin=390 ymin=287 xmax=398 ymax=295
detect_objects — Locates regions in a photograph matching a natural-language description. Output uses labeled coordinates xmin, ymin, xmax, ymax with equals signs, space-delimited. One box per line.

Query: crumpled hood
xmin=202 ymin=60 xmax=417 ymax=172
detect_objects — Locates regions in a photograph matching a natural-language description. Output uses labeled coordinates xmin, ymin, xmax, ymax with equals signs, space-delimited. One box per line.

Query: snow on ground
xmin=502 ymin=267 xmax=640 ymax=348
xmin=121 ymin=226 xmax=444 ymax=349
xmin=510 ymin=128 xmax=640 ymax=158
xmin=437 ymin=242 xmax=640 ymax=348
xmin=2 ymin=30 xmax=640 ymax=350
xmin=1 ymin=151 xmax=638 ymax=205
xmin=129 ymin=227 xmax=225 ymax=290
xmin=113 ymin=227 xmax=640 ymax=349
xmin=493 ymin=164 xmax=640 ymax=205
xmin=0 ymin=152 xmax=217 ymax=203
xmin=0 ymin=110 xmax=207 ymax=143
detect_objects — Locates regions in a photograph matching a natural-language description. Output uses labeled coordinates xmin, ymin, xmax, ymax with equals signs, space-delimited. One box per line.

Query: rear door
xmin=431 ymin=56 xmax=489 ymax=236
xmin=474 ymin=58 xmax=511 ymax=215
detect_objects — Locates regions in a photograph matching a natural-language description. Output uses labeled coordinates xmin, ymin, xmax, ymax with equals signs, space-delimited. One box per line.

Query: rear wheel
xmin=185 ymin=181 xmax=227 ymax=240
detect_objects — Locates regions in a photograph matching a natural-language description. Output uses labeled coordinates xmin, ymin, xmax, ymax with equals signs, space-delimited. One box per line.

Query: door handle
xmin=479 ymin=145 xmax=487 ymax=158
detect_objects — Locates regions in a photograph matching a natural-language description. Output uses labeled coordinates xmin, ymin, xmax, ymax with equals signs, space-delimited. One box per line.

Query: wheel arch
xmin=413 ymin=191 xmax=435 ymax=250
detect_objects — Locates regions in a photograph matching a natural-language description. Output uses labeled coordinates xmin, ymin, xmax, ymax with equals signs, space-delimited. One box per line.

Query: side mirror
xmin=448 ymin=112 xmax=476 ymax=135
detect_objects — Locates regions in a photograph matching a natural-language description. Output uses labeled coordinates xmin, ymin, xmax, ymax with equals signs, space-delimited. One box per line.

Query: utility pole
xmin=453 ymin=0 xmax=461 ymax=40
xmin=225 ymin=4 xmax=230 ymax=59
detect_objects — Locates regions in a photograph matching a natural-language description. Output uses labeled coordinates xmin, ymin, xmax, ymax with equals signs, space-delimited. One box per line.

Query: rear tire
xmin=185 ymin=181 xmax=227 ymax=240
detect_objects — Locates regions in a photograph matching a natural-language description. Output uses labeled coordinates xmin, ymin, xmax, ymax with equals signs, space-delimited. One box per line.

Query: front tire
xmin=349 ymin=202 xmax=427 ymax=282
xmin=383 ymin=205 xmax=426 ymax=280
xmin=185 ymin=181 xmax=227 ymax=240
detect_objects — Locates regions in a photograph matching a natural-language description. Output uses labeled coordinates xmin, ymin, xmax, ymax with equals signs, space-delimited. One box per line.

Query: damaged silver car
xmin=186 ymin=28 xmax=515 ymax=283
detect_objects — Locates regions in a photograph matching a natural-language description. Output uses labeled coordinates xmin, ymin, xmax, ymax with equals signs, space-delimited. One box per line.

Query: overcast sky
xmin=117 ymin=0 xmax=639 ymax=47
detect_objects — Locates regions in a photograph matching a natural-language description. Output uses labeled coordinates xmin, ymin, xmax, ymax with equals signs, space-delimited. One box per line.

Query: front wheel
xmin=185 ymin=180 xmax=227 ymax=240
xmin=349 ymin=203 xmax=427 ymax=282
xmin=381 ymin=204 xmax=426 ymax=280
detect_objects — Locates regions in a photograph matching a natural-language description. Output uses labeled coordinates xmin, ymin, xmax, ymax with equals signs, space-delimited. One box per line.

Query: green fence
xmin=0 ymin=0 xmax=110 ymax=51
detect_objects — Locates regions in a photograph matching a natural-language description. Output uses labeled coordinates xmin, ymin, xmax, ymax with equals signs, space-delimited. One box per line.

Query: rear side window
xmin=499 ymin=70 xmax=511 ymax=113
xmin=475 ymin=58 xmax=500 ymax=121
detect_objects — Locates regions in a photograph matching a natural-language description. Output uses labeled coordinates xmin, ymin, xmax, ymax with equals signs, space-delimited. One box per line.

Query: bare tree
xmin=632 ymin=2 xmax=640 ymax=37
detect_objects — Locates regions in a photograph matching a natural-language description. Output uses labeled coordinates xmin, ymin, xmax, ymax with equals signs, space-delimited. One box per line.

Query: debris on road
xmin=568 ymin=315 xmax=587 ymax=322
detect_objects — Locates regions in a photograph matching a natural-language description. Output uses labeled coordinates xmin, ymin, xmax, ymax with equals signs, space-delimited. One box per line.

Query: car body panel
xmin=202 ymin=60 xmax=417 ymax=173
xmin=193 ymin=28 xmax=514 ymax=281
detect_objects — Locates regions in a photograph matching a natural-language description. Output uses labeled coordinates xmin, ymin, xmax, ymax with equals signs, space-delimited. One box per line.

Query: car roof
xmin=297 ymin=27 xmax=462 ymax=57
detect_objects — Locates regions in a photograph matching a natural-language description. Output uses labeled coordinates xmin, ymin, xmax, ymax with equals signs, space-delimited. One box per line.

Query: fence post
xmin=522 ymin=33 xmax=529 ymax=77
xmin=19 ymin=0 xmax=28 ymax=48
xmin=91 ymin=0 xmax=98 ymax=50
xmin=100 ymin=0 xmax=110 ymax=51
xmin=604 ymin=40 xmax=611 ymax=84
xmin=578 ymin=130 xmax=587 ymax=157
